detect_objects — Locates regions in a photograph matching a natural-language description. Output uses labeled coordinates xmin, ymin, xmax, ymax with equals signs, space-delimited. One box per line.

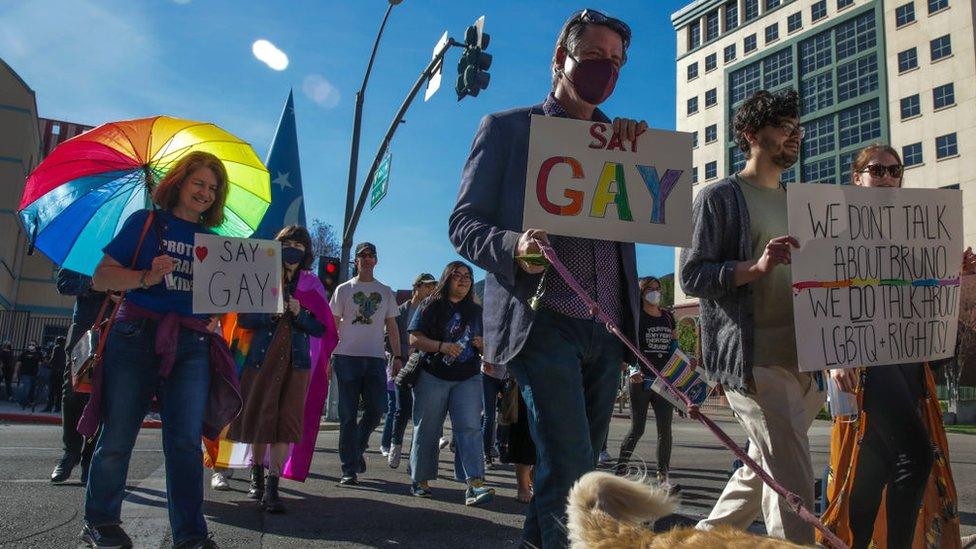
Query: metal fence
xmin=0 ymin=310 xmax=71 ymax=353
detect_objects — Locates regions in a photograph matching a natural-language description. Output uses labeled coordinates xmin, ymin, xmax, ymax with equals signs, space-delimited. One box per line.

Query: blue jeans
xmin=17 ymin=374 xmax=36 ymax=407
xmin=85 ymin=319 xmax=211 ymax=545
xmin=410 ymin=370 xmax=485 ymax=483
xmin=507 ymin=309 xmax=624 ymax=549
xmin=482 ymin=374 xmax=507 ymax=456
xmin=333 ymin=355 xmax=387 ymax=476
xmin=391 ymin=384 xmax=413 ymax=446
xmin=380 ymin=388 xmax=397 ymax=449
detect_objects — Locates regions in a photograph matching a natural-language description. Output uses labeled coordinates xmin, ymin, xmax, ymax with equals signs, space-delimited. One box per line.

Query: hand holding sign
xmin=611 ymin=117 xmax=648 ymax=144
xmin=757 ymin=235 xmax=800 ymax=274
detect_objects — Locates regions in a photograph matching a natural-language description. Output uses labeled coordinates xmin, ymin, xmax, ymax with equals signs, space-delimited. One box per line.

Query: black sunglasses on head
xmin=859 ymin=164 xmax=903 ymax=178
xmin=571 ymin=8 xmax=631 ymax=48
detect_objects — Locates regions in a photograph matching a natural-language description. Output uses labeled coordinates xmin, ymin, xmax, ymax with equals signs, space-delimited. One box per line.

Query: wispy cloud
xmin=302 ymin=74 xmax=341 ymax=109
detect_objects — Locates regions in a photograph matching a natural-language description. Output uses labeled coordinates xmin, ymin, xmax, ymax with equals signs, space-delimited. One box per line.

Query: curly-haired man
xmin=679 ymin=88 xmax=826 ymax=544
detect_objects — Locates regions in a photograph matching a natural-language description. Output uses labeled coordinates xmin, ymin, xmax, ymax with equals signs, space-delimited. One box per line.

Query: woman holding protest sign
xmin=227 ymin=225 xmax=326 ymax=513
xmin=81 ymin=151 xmax=241 ymax=549
xmin=820 ymin=144 xmax=973 ymax=549
xmin=407 ymin=261 xmax=495 ymax=506
xmin=614 ymin=276 xmax=680 ymax=494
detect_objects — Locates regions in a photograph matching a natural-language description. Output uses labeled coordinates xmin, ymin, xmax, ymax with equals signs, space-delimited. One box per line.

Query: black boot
xmin=248 ymin=464 xmax=264 ymax=500
xmin=262 ymin=474 xmax=284 ymax=513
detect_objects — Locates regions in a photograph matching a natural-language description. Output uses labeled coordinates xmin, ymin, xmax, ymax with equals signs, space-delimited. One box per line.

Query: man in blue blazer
xmin=449 ymin=9 xmax=644 ymax=548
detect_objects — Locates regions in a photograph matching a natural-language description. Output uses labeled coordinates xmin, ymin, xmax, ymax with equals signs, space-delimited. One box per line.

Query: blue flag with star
xmin=253 ymin=90 xmax=307 ymax=239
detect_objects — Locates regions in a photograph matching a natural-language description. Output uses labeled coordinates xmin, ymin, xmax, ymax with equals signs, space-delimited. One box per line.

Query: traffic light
xmin=456 ymin=18 xmax=491 ymax=100
xmin=318 ymin=256 xmax=341 ymax=296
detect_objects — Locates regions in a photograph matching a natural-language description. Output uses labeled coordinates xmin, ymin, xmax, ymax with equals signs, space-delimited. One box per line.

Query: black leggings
xmin=849 ymin=364 xmax=933 ymax=549
xmin=617 ymin=381 xmax=673 ymax=474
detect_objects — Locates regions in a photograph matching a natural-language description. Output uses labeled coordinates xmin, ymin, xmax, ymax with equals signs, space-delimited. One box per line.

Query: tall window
xmin=838 ymin=100 xmax=881 ymax=149
xmin=692 ymin=167 xmax=699 ymax=184
xmin=692 ymin=131 xmax=699 ymax=148
xmin=705 ymin=88 xmax=718 ymax=107
xmin=799 ymin=30 xmax=832 ymax=73
xmin=706 ymin=53 xmax=718 ymax=72
xmin=730 ymin=63 xmax=762 ymax=105
xmin=725 ymin=44 xmax=737 ymax=62
xmin=837 ymin=55 xmax=879 ymax=102
xmin=705 ymin=125 xmax=718 ymax=143
xmin=895 ymin=2 xmax=916 ymax=26
xmin=812 ymin=0 xmax=828 ymax=21
xmin=688 ymin=97 xmax=699 ymax=115
xmin=900 ymin=94 xmax=921 ymax=119
xmin=898 ymin=48 xmax=918 ymax=72
xmin=933 ymin=83 xmax=955 ymax=109
xmin=928 ymin=0 xmax=949 ymax=14
xmin=765 ymin=23 xmax=779 ymax=44
xmin=903 ymin=142 xmax=923 ymax=166
xmin=725 ymin=1 xmax=739 ymax=30
xmin=801 ymin=73 xmax=833 ymax=115
xmin=705 ymin=161 xmax=718 ymax=180
xmin=745 ymin=34 xmax=758 ymax=53
xmin=802 ymin=116 xmax=836 ymax=158
xmin=930 ymin=34 xmax=952 ymax=61
xmin=788 ymin=12 xmax=803 ymax=33
xmin=687 ymin=62 xmax=699 ymax=80
xmin=689 ymin=23 xmax=701 ymax=49
xmin=763 ymin=49 xmax=793 ymax=89
xmin=835 ymin=11 xmax=876 ymax=61
xmin=744 ymin=0 xmax=760 ymax=21
xmin=706 ymin=10 xmax=720 ymax=41
xmin=936 ymin=133 xmax=958 ymax=158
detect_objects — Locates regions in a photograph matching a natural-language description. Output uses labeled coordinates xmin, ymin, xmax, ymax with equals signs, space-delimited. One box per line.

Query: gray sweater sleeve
xmin=679 ymin=182 xmax=740 ymax=301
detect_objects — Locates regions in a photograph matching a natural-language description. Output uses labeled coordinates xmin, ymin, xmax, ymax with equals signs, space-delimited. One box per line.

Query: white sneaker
xmin=380 ymin=446 xmax=390 ymax=457
xmin=388 ymin=444 xmax=402 ymax=469
xmin=439 ymin=437 xmax=450 ymax=450
xmin=210 ymin=472 xmax=230 ymax=491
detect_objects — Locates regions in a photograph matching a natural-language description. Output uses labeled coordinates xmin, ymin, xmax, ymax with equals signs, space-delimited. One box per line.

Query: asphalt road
xmin=1 ymin=414 xmax=973 ymax=548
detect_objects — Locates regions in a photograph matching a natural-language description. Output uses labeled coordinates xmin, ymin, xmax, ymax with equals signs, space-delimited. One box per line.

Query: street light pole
xmin=340 ymin=0 xmax=402 ymax=283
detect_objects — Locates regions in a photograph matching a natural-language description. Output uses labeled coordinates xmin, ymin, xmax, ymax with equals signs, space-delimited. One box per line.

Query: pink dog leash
xmin=534 ymin=240 xmax=848 ymax=549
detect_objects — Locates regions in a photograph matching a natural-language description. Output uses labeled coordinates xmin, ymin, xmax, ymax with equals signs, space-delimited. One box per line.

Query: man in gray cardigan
xmin=679 ymin=89 xmax=825 ymax=545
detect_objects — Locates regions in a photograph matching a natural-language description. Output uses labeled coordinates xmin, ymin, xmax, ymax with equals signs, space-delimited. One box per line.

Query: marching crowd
xmin=6 ymin=6 xmax=970 ymax=549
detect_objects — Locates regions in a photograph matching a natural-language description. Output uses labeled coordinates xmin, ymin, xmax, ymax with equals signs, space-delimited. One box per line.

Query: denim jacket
xmin=239 ymin=300 xmax=326 ymax=371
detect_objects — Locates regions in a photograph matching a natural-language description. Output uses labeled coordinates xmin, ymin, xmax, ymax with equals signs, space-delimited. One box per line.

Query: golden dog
xmin=566 ymin=471 xmax=811 ymax=548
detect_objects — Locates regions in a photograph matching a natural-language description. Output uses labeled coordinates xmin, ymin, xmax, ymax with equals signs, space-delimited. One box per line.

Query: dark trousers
xmin=508 ymin=309 xmax=624 ymax=549
xmin=61 ymin=365 xmax=96 ymax=465
xmin=46 ymin=368 xmax=64 ymax=412
xmin=2 ymin=362 xmax=13 ymax=399
xmin=391 ymin=383 xmax=413 ymax=446
xmin=481 ymin=374 xmax=506 ymax=457
xmin=849 ymin=364 xmax=933 ymax=549
xmin=617 ymin=379 xmax=674 ymax=474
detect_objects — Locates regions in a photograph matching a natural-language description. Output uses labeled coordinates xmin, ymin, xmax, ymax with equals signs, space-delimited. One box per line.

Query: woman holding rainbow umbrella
xmin=19 ymin=117 xmax=271 ymax=549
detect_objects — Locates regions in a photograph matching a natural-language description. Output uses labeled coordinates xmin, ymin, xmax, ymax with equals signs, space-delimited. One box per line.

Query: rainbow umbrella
xmin=18 ymin=116 xmax=271 ymax=275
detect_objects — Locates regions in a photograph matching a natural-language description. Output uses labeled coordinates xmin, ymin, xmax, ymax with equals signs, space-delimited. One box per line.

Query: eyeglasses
xmin=777 ymin=123 xmax=805 ymax=139
xmin=450 ymin=271 xmax=472 ymax=281
xmin=570 ymin=8 xmax=632 ymax=49
xmin=859 ymin=164 xmax=903 ymax=178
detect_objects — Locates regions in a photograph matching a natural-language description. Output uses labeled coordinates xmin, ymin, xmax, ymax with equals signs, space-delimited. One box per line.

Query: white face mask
xmin=644 ymin=291 xmax=661 ymax=305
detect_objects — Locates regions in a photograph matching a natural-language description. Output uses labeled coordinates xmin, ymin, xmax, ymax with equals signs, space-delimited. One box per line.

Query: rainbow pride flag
xmin=649 ymin=349 xmax=716 ymax=412
xmin=203 ymin=270 xmax=338 ymax=481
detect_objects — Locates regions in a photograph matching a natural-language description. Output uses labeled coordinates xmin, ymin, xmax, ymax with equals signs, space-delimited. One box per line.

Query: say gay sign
xmin=522 ymin=115 xmax=693 ymax=246
xmin=192 ymin=233 xmax=284 ymax=315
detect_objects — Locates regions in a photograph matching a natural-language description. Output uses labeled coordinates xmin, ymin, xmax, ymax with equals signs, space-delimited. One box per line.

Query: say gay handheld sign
xmin=192 ymin=233 xmax=284 ymax=314
xmin=789 ymin=184 xmax=963 ymax=371
xmin=522 ymin=115 xmax=693 ymax=246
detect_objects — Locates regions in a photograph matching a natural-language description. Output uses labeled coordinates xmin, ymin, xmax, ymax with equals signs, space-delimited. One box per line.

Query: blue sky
xmin=0 ymin=0 xmax=689 ymax=290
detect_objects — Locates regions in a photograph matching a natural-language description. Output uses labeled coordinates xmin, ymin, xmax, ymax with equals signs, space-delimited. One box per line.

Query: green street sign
xmin=369 ymin=153 xmax=391 ymax=210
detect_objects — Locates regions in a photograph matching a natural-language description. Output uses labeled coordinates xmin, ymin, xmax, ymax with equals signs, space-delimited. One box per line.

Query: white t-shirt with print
xmin=330 ymin=277 xmax=398 ymax=358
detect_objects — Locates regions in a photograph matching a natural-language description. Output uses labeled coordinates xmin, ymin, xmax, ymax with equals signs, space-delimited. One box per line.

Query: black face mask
xmin=563 ymin=52 xmax=619 ymax=105
xmin=282 ymin=246 xmax=304 ymax=266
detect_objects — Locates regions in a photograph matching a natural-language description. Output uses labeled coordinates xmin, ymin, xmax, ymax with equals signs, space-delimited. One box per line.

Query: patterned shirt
xmin=537 ymin=93 xmax=624 ymax=327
